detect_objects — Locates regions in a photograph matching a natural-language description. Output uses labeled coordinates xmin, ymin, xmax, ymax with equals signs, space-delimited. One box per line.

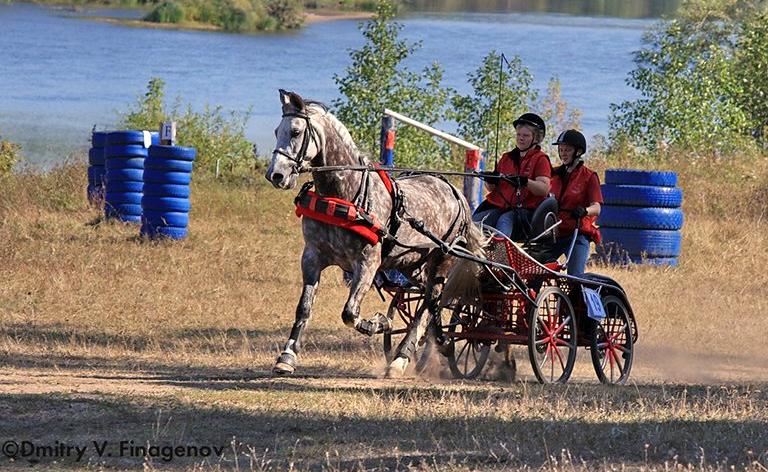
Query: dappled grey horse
xmin=265 ymin=89 xmax=484 ymax=377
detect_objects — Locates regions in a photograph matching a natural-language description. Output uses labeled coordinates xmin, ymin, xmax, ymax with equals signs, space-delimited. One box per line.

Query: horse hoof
xmin=272 ymin=352 xmax=296 ymax=375
xmin=385 ymin=356 xmax=409 ymax=378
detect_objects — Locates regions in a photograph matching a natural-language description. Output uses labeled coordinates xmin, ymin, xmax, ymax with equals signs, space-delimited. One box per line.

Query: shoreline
xmin=88 ymin=10 xmax=376 ymax=33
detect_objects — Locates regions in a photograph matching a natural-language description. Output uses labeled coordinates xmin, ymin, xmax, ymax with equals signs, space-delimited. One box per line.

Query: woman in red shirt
xmin=474 ymin=113 xmax=552 ymax=241
xmin=548 ymin=129 xmax=602 ymax=275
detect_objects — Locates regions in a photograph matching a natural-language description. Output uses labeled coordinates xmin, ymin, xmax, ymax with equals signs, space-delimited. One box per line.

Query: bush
xmin=118 ymin=78 xmax=257 ymax=177
xmin=145 ymin=1 xmax=185 ymax=23
xmin=0 ymin=139 xmax=20 ymax=176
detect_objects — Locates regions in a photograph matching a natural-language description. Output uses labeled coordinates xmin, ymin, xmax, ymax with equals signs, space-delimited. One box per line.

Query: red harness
xmin=295 ymin=168 xmax=395 ymax=246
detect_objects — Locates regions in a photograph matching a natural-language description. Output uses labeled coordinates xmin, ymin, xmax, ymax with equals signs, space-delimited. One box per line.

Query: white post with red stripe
xmin=380 ymin=108 xmax=484 ymax=210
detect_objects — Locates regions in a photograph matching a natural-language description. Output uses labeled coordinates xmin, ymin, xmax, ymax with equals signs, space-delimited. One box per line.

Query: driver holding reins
xmin=474 ymin=112 xmax=552 ymax=241
xmin=547 ymin=129 xmax=602 ymax=275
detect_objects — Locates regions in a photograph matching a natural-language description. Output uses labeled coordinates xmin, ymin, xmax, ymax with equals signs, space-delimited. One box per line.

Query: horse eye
xmin=291 ymin=129 xmax=301 ymax=138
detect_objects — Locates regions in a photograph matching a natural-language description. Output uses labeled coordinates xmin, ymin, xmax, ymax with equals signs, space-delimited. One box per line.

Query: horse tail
xmin=440 ymin=201 xmax=488 ymax=307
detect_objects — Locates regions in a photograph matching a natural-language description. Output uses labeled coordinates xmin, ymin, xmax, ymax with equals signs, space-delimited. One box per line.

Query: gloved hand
xmin=479 ymin=171 xmax=500 ymax=185
xmin=570 ymin=206 xmax=588 ymax=219
xmin=505 ymin=175 xmax=528 ymax=188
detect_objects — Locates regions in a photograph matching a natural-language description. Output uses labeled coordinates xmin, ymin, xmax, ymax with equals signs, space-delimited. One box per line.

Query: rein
xmin=302 ymin=165 xmax=485 ymax=179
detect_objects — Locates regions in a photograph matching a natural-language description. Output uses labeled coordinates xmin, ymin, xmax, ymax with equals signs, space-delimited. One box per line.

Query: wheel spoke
xmin=551 ymin=315 xmax=572 ymax=337
xmin=553 ymin=342 xmax=566 ymax=372
xmin=537 ymin=314 xmax=553 ymax=336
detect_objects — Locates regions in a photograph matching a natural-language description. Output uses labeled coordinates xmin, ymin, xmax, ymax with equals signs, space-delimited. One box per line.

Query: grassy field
xmin=0 ymin=153 xmax=767 ymax=471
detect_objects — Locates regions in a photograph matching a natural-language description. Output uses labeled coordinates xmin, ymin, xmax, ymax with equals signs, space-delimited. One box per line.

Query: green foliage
xmin=451 ymin=52 xmax=581 ymax=161
xmin=610 ymin=0 xmax=768 ymax=154
xmin=451 ymin=52 xmax=535 ymax=159
xmin=118 ymin=78 xmax=256 ymax=176
xmin=144 ymin=1 xmax=185 ymax=23
xmin=121 ymin=77 xmax=167 ymax=130
xmin=267 ymin=0 xmax=304 ymax=29
xmin=0 ymin=139 xmax=20 ymax=176
xmin=333 ymin=0 xmax=452 ymax=168
xmin=143 ymin=0 xmax=302 ymax=31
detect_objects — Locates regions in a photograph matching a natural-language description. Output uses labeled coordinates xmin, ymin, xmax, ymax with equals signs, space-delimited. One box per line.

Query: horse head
xmin=266 ymin=89 xmax=325 ymax=189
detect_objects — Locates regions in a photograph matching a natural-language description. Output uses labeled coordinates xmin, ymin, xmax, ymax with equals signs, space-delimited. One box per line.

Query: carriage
xmin=375 ymin=199 xmax=639 ymax=385
xmin=267 ymin=90 xmax=637 ymax=382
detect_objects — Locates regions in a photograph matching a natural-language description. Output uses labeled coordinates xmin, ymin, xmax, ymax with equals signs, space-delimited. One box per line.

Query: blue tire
xmin=601 ymin=184 xmax=683 ymax=208
xmin=604 ymin=169 xmax=678 ymax=187
xmin=149 ymin=145 xmax=197 ymax=161
xmin=150 ymin=131 xmax=160 ymax=145
xmin=106 ymin=157 xmax=145 ymax=170
xmin=144 ymin=158 xmax=193 ymax=173
xmin=106 ymin=168 xmax=143 ymax=183
xmin=598 ymin=206 xmax=684 ymax=230
xmin=88 ymin=148 xmax=105 ymax=166
xmin=143 ymin=183 xmax=190 ymax=198
xmin=105 ymin=145 xmax=149 ymax=159
xmin=106 ymin=180 xmax=144 ymax=193
xmin=141 ymin=224 xmax=188 ymax=240
xmin=143 ymin=170 xmax=192 ymax=185
xmin=599 ymin=228 xmax=681 ymax=257
xmin=105 ymin=192 xmax=143 ymax=205
xmin=142 ymin=211 xmax=189 ymax=227
xmin=142 ymin=196 xmax=191 ymax=212
xmin=107 ymin=130 xmax=147 ymax=146
xmin=105 ymin=203 xmax=143 ymax=218
xmin=92 ymin=131 xmax=108 ymax=148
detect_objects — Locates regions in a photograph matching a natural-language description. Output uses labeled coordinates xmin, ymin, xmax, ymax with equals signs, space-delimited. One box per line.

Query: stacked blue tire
xmin=104 ymin=131 xmax=154 ymax=223
xmin=87 ymin=131 xmax=108 ymax=204
xmin=141 ymin=145 xmax=196 ymax=240
xmin=596 ymin=169 xmax=684 ymax=266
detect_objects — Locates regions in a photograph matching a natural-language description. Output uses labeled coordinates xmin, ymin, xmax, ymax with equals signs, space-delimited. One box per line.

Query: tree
xmin=609 ymin=0 xmax=768 ymax=154
xmin=451 ymin=52 xmax=534 ymax=162
xmin=451 ymin=52 xmax=581 ymax=164
xmin=333 ymin=0 xmax=451 ymax=168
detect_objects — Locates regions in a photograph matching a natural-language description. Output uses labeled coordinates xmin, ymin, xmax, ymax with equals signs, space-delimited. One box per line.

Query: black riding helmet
xmin=512 ymin=112 xmax=546 ymax=137
xmin=552 ymin=129 xmax=587 ymax=156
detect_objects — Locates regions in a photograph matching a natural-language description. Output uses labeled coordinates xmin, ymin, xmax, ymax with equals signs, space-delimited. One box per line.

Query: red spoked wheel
xmin=447 ymin=303 xmax=491 ymax=379
xmin=527 ymin=286 xmax=577 ymax=384
xmin=590 ymin=295 xmax=634 ymax=384
xmin=383 ymin=288 xmax=431 ymax=373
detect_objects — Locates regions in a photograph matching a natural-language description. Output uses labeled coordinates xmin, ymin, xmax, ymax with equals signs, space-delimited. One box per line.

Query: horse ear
xmin=288 ymin=92 xmax=306 ymax=111
xmin=279 ymin=89 xmax=291 ymax=106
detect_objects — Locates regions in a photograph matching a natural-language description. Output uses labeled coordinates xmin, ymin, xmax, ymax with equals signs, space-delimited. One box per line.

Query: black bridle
xmin=272 ymin=112 xmax=321 ymax=175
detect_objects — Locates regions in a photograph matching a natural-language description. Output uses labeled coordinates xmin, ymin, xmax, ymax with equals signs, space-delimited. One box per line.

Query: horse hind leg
xmin=386 ymin=257 xmax=451 ymax=378
xmin=340 ymin=253 xmax=381 ymax=335
xmin=273 ymin=250 xmax=324 ymax=375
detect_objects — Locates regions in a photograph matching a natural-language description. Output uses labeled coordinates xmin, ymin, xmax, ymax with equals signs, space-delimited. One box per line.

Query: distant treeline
xmin=401 ymin=0 xmax=680 ymax=18
xmin=31 ymin=0 xmax=383 ymax=32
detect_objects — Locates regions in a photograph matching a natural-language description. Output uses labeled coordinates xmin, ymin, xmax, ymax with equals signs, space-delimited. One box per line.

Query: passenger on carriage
xmin=473 ymin=113 xmax=552 ymax=242
xmin=545 ymin=129 xmax=603 ymax=276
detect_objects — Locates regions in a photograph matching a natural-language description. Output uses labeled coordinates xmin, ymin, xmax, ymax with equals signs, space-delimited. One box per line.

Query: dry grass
xmin=1 ymin=153 xmax=767 ymax=471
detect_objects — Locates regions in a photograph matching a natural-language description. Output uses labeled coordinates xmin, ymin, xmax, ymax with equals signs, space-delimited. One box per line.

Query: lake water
xmin=0 ymin=2 xmax=657 ymax=166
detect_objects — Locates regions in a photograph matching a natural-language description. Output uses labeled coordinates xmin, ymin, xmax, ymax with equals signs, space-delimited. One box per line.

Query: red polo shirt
xmin=550 ymin=162 xmax=602 ymax=242
xmin=486 ymin=146 xmax=551 ymax=210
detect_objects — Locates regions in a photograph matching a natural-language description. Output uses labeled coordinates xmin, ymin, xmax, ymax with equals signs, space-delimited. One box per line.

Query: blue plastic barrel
xmin=141 ymin=145 xmax=196 ymax=240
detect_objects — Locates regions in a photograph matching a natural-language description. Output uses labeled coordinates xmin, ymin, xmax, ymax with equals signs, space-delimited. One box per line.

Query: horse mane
xmin=306 ymin=102 xmax=369 ymax=165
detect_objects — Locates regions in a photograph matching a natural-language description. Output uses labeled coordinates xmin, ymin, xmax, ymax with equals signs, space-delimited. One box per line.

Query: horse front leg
xmin=273 ymin=249 xmax=325 ymax=375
